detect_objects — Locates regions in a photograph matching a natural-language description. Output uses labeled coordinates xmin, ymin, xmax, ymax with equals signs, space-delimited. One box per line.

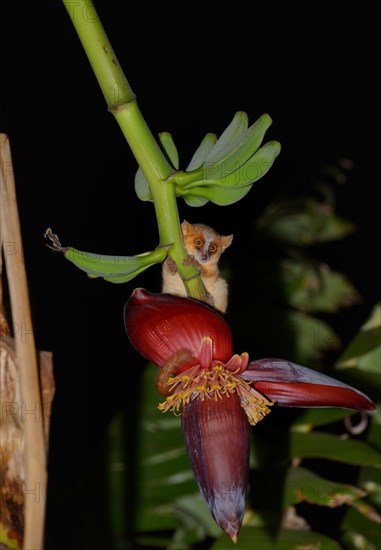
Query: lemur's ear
xmin=221 ymin=234 xmax=233 ymax=250
xmin=181 ymin=220 xmax=194 ymax=235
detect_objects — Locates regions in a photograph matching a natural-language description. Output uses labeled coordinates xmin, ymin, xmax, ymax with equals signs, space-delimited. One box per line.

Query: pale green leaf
xmin=221 ymin=114 xmax=273 ymax=174
xmin=186 ymin=133 xmax=217 ymax=171
xmin=201 ymin=140 xmax=281 ymax=187
xmin=158 ymin=132 xmax=179 ymax=169
xmin=177 ymin=182 xmax=253 ymax=206
xmin=183 ymin=194 xmax=209 ymax=207
xmin=134 ymin=132 xmax=178 ymax=202
xmin=134 ymin=166 xmax=153 ymax=201
xmin=204 ymin=111 xmax=249 ymax=164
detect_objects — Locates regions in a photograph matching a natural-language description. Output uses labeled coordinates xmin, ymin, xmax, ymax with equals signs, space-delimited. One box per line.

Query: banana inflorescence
xmin=44 ymin=228 xmax=166 ymax=283
xmin=47 ymin=112 xmax=280 ymax=284
xmin=134 ymin=111 xmax=281 ymax=207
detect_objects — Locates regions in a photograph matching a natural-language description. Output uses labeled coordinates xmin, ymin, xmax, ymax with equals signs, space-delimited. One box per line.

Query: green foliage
xmin=230 ymin=165 xmax=361 ymax=367
xmin=333 ymin=302 xmax=381 ymax=549
xmin=247 ymin=299 xmax=381 ymax=550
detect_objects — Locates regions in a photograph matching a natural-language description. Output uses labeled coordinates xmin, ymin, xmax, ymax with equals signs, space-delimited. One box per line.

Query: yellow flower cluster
xmin=158 ymin=364 xmax=273 ymax=425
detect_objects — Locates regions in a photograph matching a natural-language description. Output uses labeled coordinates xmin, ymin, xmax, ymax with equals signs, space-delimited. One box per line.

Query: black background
xmin=1 ymin=2 xmax=380 ymax=546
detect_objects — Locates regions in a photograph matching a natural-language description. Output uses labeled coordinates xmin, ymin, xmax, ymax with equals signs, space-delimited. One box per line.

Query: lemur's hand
xmin=183 ymin=255 xmax=201 ymax=270
xmin=165 ymin=256 xmax=178 ymax=275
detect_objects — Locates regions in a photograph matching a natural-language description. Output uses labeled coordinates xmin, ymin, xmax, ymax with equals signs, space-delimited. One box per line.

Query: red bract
xmin=182 ymin=394 xmax=249 ymax=544
xmin=124 ymin=289 xmax=376 ymax=542
xmin=124 ymin=288 xmax=233 ymax=372
xmin=241 ymin=358 xmax=376 ymax=411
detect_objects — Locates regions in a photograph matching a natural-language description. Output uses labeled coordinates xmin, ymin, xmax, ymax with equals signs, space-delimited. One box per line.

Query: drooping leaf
xmin=284 ymin=466 xmax=366 ymax=508
xmin=290 ymin=431 xmax=381 ymax=466
xmin=45 ymin=228 xmax=167 ymax=283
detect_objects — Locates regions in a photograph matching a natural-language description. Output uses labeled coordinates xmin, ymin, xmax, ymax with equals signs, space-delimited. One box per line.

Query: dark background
xmin=1 ymin=2 xmax=380 ymax=546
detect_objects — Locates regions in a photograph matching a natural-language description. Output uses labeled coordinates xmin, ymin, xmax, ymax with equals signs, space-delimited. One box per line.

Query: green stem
xmin=62 ymin=0 xmax=206 ymax=300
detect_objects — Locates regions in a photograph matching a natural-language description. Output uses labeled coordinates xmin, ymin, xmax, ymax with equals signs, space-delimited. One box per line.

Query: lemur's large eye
xmin=195 ymin=238 xmax=203 ymax=248
xmin=209 ymin=243 xmax=217 ymax=254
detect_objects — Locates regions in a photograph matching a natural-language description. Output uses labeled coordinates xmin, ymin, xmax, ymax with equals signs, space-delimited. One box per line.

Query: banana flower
xmin=124 ymin=288 xmax=375 ymax=543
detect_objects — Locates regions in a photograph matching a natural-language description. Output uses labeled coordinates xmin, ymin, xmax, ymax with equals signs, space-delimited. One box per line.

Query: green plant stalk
xmin=62 ymin=0 xmax=206 ymax=300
